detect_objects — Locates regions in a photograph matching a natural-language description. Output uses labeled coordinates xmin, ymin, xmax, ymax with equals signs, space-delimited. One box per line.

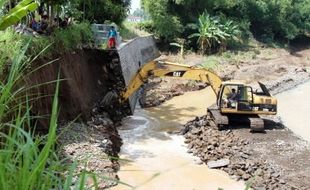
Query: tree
xmin=142 ymin=0 xmax=310 ymax=42
xmin=141 ymin=0 xmax=182 ymax=40
xmin=219 ymin=16 xmax=241 ymax=51
xmin=75 ymin=0 xmax=130 ymax=24
xmin=188 ymin=12 xmax=240 ymax=53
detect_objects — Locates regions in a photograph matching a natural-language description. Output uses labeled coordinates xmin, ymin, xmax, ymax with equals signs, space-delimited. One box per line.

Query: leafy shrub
xmin=53 ymin=22 xmax=93 ymax=51
xmin=138 ymin=20 xmax=155 ymax=34
xmin=189 ymin=12 xmax=241 ymax=54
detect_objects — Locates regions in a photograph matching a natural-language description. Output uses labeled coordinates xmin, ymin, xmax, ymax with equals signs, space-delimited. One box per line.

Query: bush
xmin=53 ymin=22 xmax=93 ymax=51
xmin=142 ymin=0 xmax=310 ymax=44
xmin=0 ymin=22 xmax=94 ymax=60
xmin=138 ymin=20 xmax=155 ymax=34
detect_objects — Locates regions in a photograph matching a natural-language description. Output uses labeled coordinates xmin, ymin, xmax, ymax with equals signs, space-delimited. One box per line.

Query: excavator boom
xmin=121 ymin=60 xmax=222 ymax=102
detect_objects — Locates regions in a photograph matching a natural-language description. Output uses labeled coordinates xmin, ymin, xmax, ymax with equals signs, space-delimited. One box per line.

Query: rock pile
xmin=181 ymin=116 xmax=292 ymax=189
xmin=58 ymin=111 xmax=122 ymax=189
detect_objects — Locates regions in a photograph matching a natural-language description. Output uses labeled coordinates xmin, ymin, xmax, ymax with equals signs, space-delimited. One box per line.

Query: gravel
xmin=58 ymin=111 xmax=122 ymax=189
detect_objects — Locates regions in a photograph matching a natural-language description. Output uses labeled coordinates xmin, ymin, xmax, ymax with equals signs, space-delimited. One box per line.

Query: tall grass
xmin=0 ymin=41 xmax=95 ymax=189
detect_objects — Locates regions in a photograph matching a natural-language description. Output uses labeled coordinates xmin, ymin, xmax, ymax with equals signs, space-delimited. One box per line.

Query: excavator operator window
xmin=236 ymin=86 xmax=254 ymax=111
xmin=221 ymin=85 xmax=240 ymax=109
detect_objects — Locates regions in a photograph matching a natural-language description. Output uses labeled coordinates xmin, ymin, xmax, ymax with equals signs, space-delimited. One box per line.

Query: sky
xmin=130 ymin=0 xmax=141 ymax=13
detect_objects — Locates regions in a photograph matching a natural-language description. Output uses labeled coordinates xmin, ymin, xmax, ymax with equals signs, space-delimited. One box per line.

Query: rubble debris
xmin=58 ymin=111 xmax=122 ymax=189
xmin=181 ymin=115 xmax=294 ymax=189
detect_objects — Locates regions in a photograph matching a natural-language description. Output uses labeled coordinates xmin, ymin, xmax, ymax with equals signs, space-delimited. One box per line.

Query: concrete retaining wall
xmin=117 ymin=36 xmax=159 ymax=112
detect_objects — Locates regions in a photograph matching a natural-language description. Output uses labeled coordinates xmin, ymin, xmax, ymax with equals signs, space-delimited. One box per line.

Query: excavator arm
xmin=120 ymin=60 xmax=223 ymax=102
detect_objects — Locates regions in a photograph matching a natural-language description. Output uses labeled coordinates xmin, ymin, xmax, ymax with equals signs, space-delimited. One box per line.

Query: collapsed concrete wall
xmin=117 ymin=36 xmax=159 ymax=112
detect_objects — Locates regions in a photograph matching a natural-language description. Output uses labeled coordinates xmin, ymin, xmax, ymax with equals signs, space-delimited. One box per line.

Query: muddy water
xmin=113 ymin=87 xmax=245 ymax=190
xmin=277 ymin=81 xmax=310 ymax=142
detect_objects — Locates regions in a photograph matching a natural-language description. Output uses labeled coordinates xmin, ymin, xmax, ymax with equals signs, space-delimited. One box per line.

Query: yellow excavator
xmin=120 ymin=60 xmax=277 ymax=132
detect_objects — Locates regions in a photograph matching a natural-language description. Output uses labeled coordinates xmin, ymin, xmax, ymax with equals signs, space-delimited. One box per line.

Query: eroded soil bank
xmin=28 ymin=49 xmax=131 ymax=128
xmin=27 ymin=48 xmax=130 ymax=188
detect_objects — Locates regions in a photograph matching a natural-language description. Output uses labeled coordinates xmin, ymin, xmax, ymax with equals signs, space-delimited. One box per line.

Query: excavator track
xmin=207 ymin=105 xmax=265 ymax=132
xmin=207 ymin=104 xmax=228 ymax=130
xmin=248 ymin=117 xmax=265 ymax=132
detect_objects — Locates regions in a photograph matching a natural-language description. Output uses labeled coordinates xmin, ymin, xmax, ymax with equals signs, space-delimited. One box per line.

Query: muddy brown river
xmin=112 ymin=87 xmax=245 ymax=190
xmin=276 ymin=81 xmax=310 ymax=142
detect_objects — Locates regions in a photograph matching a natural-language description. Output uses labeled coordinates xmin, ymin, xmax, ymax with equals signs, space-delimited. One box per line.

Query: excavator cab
xmin=219 ymin=84 xmax=254 ymax=112
xmin=218 ymin=81 xmax=276 ymax=115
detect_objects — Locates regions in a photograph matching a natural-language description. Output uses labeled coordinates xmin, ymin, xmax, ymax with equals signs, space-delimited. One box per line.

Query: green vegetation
xmin=188 ymin=12 xmax=241 ymax=54
xmin=141 ymin=0 xmax=310 ymax=52
xmin=120 ymin=21 xmax=150 ymax=40
xmin=132 ymin=8 xmax=149 ymax=20
xmin=59 ymin=0 xmax=130 ymax=25
xmin=0 ymin=0 xmax=38 ymax=30
xmin=52 ymin=22 xmax=93 ymax=51
xmin=197 ymin=56 xmax=220 ymax=70
xmin=0 ymin=22 xmax=93 ymax=61
xmin=1 ymin=0 xmax=130 ymax=27
xmin=0 ymin=0 xmax=132 ymax=189
xmin=0 ymin=1 xmax=95 ymax=187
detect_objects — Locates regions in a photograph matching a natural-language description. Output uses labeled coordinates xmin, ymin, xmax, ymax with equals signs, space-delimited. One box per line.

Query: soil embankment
xmin=27 ymin=49 xmax=131 ymax=127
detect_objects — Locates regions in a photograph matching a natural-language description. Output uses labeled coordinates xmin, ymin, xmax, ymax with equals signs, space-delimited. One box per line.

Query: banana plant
xmin=189 ymin=12 xmax=225 ymax=53
xmin=0 ymin=0 xmax=39 ymax=30
xmin=189 ymin=11 xmax=241 ymax=54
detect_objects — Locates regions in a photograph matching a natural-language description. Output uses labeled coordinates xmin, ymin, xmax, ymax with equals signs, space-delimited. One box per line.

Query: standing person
xmin=108 ymin=26 xmax=117 ymax=49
